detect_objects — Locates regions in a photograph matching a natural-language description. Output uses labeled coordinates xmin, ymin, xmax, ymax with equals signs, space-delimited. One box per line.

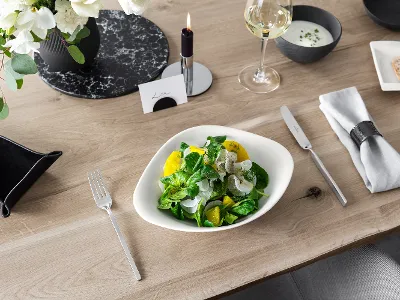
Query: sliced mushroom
xmin=228 ymin=174 xmax=253 ymax=196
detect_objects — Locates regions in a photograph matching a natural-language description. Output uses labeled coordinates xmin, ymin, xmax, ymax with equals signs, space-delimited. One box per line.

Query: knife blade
xmin=280 ymin=106 xmax=348 ymax=207
xmin=280 ymin=106 xmax=312 ymax=150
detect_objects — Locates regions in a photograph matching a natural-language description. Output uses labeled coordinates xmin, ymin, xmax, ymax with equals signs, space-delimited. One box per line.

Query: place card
xmin=138 ymin=74 xmax=188 ymax=114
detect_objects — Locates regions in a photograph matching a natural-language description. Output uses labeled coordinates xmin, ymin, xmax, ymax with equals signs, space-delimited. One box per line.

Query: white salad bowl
xmin=133 ymin=125 xmax=294 ymax=232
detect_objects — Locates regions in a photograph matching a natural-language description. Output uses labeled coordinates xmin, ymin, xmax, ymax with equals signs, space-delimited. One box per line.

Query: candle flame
xmin=187 ymin=13 xmax=191 ymax=31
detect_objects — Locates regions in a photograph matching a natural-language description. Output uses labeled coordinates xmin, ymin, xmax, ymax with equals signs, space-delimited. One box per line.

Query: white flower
xmin=54 ymin=0 xmax=88 ymax=34
xmin=0 ymin=8 xmax=18 ymax=30
xmin=4 ymin=29 xmax=40 ymax=54
xmin=118 ymin=0 xmax=150 ymax=15
xmin=69 ymin=0 xmax=101 ymax=18
xmin=17 ymin=7 xmax=56 ymax=39
xmin=0 ymin=0 xmax=29 ymax=30
xmin=118 ymin=0 xmax=149 ymax=15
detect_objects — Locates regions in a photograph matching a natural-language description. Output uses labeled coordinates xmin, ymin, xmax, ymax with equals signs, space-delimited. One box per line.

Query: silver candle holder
xmin=161 ymin=54 xmax=213 ymax=97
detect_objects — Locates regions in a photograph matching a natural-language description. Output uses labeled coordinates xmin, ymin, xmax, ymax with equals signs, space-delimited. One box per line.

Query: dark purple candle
xmin=181 ymin=13 xmax=193 ymax=57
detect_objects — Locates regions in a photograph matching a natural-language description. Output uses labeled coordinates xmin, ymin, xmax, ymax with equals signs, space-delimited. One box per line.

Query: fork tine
xmin=89 ymin=171 xmax=102 ymax=201
xmin=88 ymin=172 xmax=98 ymax=200
xmin=96 ymin=169 xmax=110 ymax=196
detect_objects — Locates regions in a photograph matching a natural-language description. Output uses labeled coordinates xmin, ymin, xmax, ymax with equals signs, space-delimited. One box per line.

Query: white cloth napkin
xmin=319 ymin=87 xmax=400 ymax=193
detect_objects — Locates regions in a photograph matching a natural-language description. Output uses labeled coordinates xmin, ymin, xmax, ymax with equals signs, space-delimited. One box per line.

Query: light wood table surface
xmin=1 ymin=0 xmax=400 ymax=299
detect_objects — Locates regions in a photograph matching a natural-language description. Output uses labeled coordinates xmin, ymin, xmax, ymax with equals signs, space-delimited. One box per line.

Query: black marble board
xmin=34 ymin=10 xmax=169 ymax=99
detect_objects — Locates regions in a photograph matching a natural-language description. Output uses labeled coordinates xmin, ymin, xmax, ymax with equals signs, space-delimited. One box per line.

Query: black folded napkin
xmin=0 ymin=136 xmax=62 ymax=218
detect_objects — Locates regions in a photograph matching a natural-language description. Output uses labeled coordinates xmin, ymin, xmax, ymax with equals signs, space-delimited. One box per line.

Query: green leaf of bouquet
xmin=0 ymin=97 xmax=4 ymax=111
xmin=5 ymin=60 xmax=23 ymax=79
xmin=0 ymin=36 xmax=5 ymax=45
xmin=30 ymin=31 xmax=43 ymax=42
xmin=11 ymin=54 xmax=38 ymax=75
xmin=16 ymin=78 xmax=23 ymax=89
xmin=5 ymin=68 xmax=17 ymax=91
xmin=66 ymin=26 xmax=81 ymax=43
xmin=67 ymin=45 xmax=85 ymax=64
xmin=76 ymin=26 xmax=90 ymax=40
xmin=0 ymin=103 xmax=9 ymax=120
xmin=4 ymin=49 xmax=11 ymax=58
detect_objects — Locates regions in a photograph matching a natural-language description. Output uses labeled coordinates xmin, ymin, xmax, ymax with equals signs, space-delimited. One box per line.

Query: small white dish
xmin=133 ymin=125 xmax=294 ymax=232
xmin=370 ymin=41 xmax=400 ymax=91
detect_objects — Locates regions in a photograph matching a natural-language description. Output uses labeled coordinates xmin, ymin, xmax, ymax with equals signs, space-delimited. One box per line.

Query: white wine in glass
xmin=239 ymin=0 xmax=292 ymax=93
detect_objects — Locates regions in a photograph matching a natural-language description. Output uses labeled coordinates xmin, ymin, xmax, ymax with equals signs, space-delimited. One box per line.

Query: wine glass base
xmin=238 ymin=65 xmax=280 ymax=94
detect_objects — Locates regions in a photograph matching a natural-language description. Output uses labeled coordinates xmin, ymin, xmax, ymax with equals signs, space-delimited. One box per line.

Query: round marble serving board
xmin=34 ymin=10 xmax=169 ymax=99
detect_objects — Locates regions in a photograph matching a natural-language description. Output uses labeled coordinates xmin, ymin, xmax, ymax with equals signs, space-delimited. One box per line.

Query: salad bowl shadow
xmin=133 ymin=125 xmax=294 ymax=232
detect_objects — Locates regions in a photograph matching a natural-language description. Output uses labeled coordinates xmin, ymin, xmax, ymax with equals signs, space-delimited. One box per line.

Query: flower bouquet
xmin=0 ymin=0 xmax=149 ymax=119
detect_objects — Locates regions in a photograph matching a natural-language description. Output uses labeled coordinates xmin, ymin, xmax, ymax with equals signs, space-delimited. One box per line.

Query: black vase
xmin=39 ymin=17 xmax=101 ymax=72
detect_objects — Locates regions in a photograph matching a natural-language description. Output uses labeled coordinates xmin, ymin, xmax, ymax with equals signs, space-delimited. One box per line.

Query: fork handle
xmin=106 ymin=208 xmax=142 ymax=281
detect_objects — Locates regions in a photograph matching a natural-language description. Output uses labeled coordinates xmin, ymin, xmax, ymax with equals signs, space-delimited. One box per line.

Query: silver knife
xmin=280 ymin=106 xmax=347 ymax=207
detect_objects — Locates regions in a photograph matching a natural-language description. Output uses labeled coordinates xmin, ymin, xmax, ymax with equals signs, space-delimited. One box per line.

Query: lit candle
xmin=181 ymin=13 xmax=193 ymax=57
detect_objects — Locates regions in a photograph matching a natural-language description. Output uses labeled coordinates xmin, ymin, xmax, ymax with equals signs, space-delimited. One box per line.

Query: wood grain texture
xmin=1 ymin=0 xmax=400 ymax=299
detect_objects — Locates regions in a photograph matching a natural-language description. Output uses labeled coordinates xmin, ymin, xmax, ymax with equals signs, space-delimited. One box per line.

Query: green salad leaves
xmin=158 ymin=136 xmax=270 ymax=227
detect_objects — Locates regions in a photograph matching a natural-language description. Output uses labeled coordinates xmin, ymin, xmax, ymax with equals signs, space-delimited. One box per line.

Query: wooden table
xmin=1 ymin=0 xmax=400 ymax=299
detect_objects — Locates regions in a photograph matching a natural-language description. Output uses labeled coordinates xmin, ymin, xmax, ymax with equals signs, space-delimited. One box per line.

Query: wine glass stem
xmin=260 ymin=38 xmax=268 ymax=69
xmin=254 ymin=38 xmax=269 ymax=82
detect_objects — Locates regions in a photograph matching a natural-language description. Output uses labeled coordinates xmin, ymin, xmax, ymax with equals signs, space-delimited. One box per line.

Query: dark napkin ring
xmin=350 ymin=121 xmax=382 ymax=148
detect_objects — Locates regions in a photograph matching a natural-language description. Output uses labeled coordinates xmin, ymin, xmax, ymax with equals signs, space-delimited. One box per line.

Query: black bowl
xmin=275 ymin=5 xmax=342 ymax=64
xmin=363 ymin=0 xmax=400 ymax=30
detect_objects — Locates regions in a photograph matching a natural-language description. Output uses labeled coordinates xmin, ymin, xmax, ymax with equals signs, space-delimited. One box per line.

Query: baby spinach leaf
xmin=187 ymin=170 xmax=202 ymax=186
xmin=205 ymin=136 xmax=226 ymax=164
xmin=248 ymin=188 xmax=262 ymax=201
xmin=180 ymin=142 xmax=189 ymax=154
xmin=194 ymin=202 xmax=205 ymax=227
xmin=208 ymin=136 xmax=227 ymax=144
xmin=169 ymin=189 xmax=188 ymax=200
xmin=186 ymin=183 xmax=200 ymax=198
xmin=170 ymin=203 xmax=185 ymax=220
xmin=205 ymin=142 xmax=222 ymax=164
xmin=184 ymin=152 xmax=203 ymax=173
xmin=158 ymin=196 xmax=175 ymax=209
xmin=201 ymin=164 xmax=219 ymax=179
xmin=256 ymin=189 xmax=269 ymax=198
xmin=243 ymin=169 xmax=255 ymax=182
xmin=231 ymin=200 xmax=256 ymax=216
xmin=203 ymin=220 xmax=215 ymax=227
xmin=210 ymin=178 xmax=228 ymax=200
xmin=251 ymin=162 xmax=269 ymax=189
xmin=225 ymin=212 xmax=238 ymax=224
xmin=160 ymin=171 xmax=189 ymax=187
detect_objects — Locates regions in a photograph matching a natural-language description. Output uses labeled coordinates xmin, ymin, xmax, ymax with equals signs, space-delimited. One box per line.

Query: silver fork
xmin=88 ymin=169 xmax=141 ymax=281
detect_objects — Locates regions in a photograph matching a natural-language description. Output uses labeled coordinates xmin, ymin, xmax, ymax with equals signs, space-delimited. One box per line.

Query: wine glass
xmin=239 ymin=0 xmax=293 ymax=93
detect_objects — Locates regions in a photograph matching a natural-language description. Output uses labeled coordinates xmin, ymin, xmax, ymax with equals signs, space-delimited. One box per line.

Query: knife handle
xmin=309 ymin=149 xmax=348 ymax=207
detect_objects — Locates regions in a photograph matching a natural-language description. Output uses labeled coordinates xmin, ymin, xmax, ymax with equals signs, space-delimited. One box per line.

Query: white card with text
xmin=138 ymin=74 xmax=188 ymax=114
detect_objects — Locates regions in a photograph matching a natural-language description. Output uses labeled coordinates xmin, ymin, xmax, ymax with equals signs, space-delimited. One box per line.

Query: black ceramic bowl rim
xmin=363 ymin=0 xmax=400 ymax=29
xmin=280 ymin=5 xmax=342 ymax=49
